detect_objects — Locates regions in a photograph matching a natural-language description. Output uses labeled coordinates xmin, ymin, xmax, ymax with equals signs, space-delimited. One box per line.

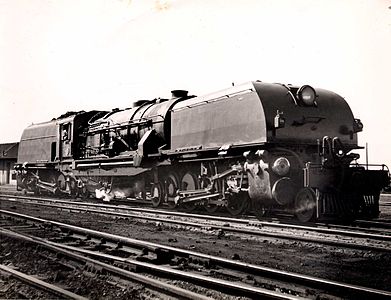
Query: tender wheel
xmin=57 ymin=174 xmax=67 ymax=192
xmin=226 ymin=192 xmax=249 ymax=216
xmin=166 ymin=173 xmax=179 ymax=209
xmin=151 ymin=182 xmax=164 ymax=207
xmin=179 ymin=172 xmax=198 ymax=212
xmin=69 ymin=178 xmax=78 ymax=198
xmin=25 ymin=177 xmax=37 ymax=193
xmin=48 ymin=174 xmax=60 ymax=196
xmin=295 ymin=188 xmax=316 ymax=222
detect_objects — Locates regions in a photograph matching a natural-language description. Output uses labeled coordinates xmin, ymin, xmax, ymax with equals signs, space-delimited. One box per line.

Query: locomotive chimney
xmin=171 ymin=90 xmax=188 ymax=99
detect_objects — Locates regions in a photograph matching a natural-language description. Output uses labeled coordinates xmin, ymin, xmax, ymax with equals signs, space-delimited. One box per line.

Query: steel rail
xmin=44 ymin=238 xmax=303 ymax=300
xmin=1 ymin=194 xmax=390 ymax=241
xmin=0 ymin=229 xmax=213 ymax=300
xmin=1 ymin=198 xmax=390 ymax=253
xmin=353 ymin=219 xmax=391 ymax=229
xmin=0 ymin=264 xmax=88 ymax=300
xmin=1 ymin=194 xmax=251 ymax=223
xmin=1 ymin=209 xmax=390 ymax=299
xmin=2 ymin=198 xmax=391 ymax=253
xmin=3 ymin=192 xmax=391 ymax=234
xmin=1 ymin=228 xmax=302 ymax=300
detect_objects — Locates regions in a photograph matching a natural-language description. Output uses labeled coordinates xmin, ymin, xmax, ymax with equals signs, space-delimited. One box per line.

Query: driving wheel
xmin=166 ymin=173 xmax=179 ymax=209
xmin=179 ymin=171 xmax=198 ymax=212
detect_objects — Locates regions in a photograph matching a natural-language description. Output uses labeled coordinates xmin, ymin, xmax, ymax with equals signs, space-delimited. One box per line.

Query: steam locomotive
xmin=15 ymin=81 xmax=390 ymax=222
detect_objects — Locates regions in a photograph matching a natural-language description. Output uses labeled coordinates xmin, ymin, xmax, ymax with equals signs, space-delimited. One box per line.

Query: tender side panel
xmin=170 ymin=90 xmax=267 ymax=150
xmin=17 ymin=122 xmax=58 ymax=163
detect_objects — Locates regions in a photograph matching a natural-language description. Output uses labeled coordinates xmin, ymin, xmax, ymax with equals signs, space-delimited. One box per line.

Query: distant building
xmin=0 ymin=142 xmax=19 ymax=185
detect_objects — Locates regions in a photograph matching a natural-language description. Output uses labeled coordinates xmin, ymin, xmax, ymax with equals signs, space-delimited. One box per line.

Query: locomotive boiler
xmin=15 ymin=81 xmax=390 ymax=222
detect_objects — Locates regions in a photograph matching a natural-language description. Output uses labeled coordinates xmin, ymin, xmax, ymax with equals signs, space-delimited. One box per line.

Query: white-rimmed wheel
xmin=151 ymin=182 xmax=164 ymax=207
xmin=295 ymin=187 xmax=316 ymax=222
xmin=166 ymin=173 xmax=179 ymax=209
xmin=180 ymin=171 xmax=198 ymax=212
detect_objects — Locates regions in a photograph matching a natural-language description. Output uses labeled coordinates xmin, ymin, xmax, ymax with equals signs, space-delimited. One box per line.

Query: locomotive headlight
xmin=272 ymin=157 xmax=290 ymax=176
xmin=297 ymin=85 xmax=317 ymax=106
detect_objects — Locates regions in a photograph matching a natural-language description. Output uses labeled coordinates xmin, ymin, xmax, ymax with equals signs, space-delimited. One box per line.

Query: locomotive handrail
xmin=20 ymin=135 xmax=57 ymax=142
xmin=305 ymin=162 xmax=389 ymax=172
xmin=291 ymin=116 xmax=325 ymax=126
xmin=349 ymin=163 xmax=390 ymax=172
xmin=88 ymin=117 xmax=165 ymax=134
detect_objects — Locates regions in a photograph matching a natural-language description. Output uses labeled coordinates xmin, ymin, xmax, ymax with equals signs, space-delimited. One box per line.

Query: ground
xmin=0 ymin=189 xmax=390 ymax=299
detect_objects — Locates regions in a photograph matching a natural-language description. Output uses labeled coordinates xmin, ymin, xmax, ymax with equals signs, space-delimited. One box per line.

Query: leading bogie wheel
xmin=295 ymin=187 xmax=316 ymax=222
xmin=226 ymin=192 xmax=249 ymax=216
xmin=252 ymin=199 xmax=268 ymax=220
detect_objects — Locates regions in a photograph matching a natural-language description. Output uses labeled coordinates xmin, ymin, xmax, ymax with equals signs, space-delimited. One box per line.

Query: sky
xmin=0 ymin=0 xmax=390 ymax=167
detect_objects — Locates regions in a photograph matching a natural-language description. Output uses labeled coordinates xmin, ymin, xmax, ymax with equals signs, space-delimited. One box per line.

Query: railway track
xmin=2 ymin=190 xmax=391 ymax=229
xmin=0 ymin=264 xmax=87 ymax=300
xmin=0 ymin=228 xmax=211 ymax=300
xmin=2 ymin=191 xmax=391 ymax=228
xmin=1 ymin=194 xmax=390 ymax=253
xmin=1 ymin=209 xmax=390 ymax=300
xmin=2 ymin=193 xmax=391 ymax=231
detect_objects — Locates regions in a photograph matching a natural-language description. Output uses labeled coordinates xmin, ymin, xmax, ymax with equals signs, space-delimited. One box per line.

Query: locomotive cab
xmin=15 ymin=110 xmax=104 ymax=194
